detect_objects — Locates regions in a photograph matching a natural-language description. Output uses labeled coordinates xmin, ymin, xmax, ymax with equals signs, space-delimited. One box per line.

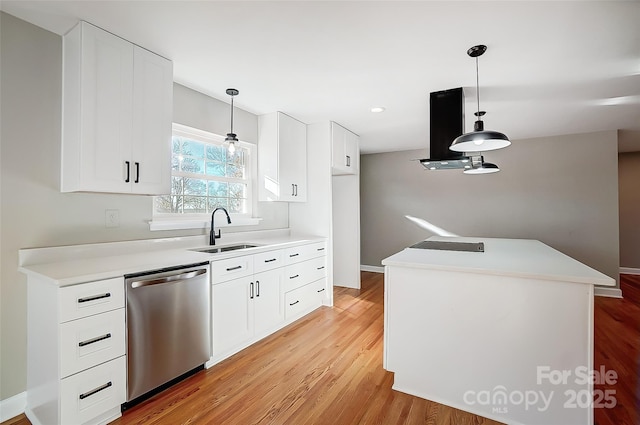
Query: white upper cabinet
xmin=258 ymin=112 xmax=307 ymax=202
xmin=61 ymin=21 xmax=172 ymax=194
xmin=331 ymin=122 xmax=359 ymax=175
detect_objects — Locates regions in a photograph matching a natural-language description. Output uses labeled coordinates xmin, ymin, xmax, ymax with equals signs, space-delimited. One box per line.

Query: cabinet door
xmin=331 ymin=122 xmax=347 ymax=173
xmin=332 ymin=122 xmax=359 ymax=175
xmin=278 ymin=113 xmax=307 ymax=202
xmin=131 ymin=46 xmax=173 ymax=195
xmin=78 ymin=22 xmax=134 ymax=193
xmin=212 ymin=277 xmax=254 ymax=357
xmin=344 ymin=129 xmax=359 ymax=174
xmin=254 ymin=269 xmax=284 ymax=336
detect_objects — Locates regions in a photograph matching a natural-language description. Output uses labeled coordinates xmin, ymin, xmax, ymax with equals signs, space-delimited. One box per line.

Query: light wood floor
xmin=5 ymin=273 xmax=639 ymax=425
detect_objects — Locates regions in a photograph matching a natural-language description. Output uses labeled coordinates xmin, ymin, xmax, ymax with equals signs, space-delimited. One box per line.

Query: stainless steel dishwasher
xmin=124 ymin=262 xmax=210 ymax=403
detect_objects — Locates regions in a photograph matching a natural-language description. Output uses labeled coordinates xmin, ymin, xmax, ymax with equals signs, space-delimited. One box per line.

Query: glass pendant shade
xmin=225 ymin=88 xmax=239 ymax=154
xmin=225 ymin=133 xmax=237 ymax=154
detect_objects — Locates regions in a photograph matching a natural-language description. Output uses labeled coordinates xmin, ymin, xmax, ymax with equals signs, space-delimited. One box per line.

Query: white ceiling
xmin=2 ymin=1 xmax=639 ymax=154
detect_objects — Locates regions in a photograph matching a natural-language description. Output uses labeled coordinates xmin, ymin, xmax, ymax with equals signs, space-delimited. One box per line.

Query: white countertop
xmin=19 ymin=232 xmax=325 ymax=286
xmin=382 ymin=236 xmax=615 ymax=286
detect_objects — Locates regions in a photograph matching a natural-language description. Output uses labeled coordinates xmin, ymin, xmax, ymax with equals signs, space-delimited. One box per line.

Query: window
xmin=153 ymin=123 xmax=256 ymax=227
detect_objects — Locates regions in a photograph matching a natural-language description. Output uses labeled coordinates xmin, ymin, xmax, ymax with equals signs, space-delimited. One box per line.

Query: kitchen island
xmin=382 ymin=237 xmax=615 ymax=425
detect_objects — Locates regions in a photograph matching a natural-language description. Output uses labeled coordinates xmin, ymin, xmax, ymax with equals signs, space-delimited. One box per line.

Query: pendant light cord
xmin=476 ymin=56 xmax=480 ymax=118
xmin=230 ymin=95 xmax=234 ymax=134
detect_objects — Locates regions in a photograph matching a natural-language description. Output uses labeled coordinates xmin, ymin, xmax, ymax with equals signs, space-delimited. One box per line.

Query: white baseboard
xmin=620 ymin=267 xmax=640 ymax=275
xmin=360 ymin=265 xmax=384 ymax=273
xmin=595 ymin=287 xmax=623 ymax=298
xmin=1 ymin=391 xmax=26 ymax=422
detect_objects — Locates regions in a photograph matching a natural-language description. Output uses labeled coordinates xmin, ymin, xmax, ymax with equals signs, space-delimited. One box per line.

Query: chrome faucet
xmin=210 ymin=207 xmax=232 ymax=245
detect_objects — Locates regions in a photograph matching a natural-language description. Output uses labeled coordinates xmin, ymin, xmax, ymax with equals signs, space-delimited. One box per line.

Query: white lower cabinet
xmin=254 ymin=269 xmax=284 ymax=335
xmin=25 ymin=276 xmax=126 ymax=425
xmin=212 ymin=276 xmax=254 ymax=356
xmin=212 ymin=264 xmax=283 ymax=360
xmin=59 ymin=309 xmax=126 ymax=378
xmin=284 ymin=257 xmax=327 ymax=320
xmin=60 ymin=356 xmax=126 ymax=425
xmin=209 ymin=241 xmax=327 ymax=366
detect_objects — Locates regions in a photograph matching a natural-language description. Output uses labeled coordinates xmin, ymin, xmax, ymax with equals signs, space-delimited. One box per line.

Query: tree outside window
xmin=155 ymin=124 xmax=251 ymax=217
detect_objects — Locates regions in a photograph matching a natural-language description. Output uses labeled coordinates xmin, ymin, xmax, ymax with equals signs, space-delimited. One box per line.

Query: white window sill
xmin=149 ymin=216 xmax=262 ymax=231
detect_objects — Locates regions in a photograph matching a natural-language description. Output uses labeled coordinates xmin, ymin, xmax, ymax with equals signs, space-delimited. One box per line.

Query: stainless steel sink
xmin=192 ymin=244 xmax=259 ymax=254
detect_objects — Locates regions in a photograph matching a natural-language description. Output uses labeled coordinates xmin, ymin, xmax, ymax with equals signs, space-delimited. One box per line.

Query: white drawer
xmin=59 ymin=309 xmax=126 ymax=378
xmin=285 ymin=282 xmax=322 ymax=320
xmin=253 ymin=249 xmax=284 ymax=273
xmin=59 ymin=277 xmax=125 ymax=323
xmin=211 ymin=255 xmax=254 ymax=284
xmin=283 ymin=256 xmax=327 ymax=292
xmin=60 ymin=356 xmax=126 ymax=425
xmin=312 ymin=278 xmax=328 ymax=303
xmin=284 ymin=241 xmax=326 ymax=265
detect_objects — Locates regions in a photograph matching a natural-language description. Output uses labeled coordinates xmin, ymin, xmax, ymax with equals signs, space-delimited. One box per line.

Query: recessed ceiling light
xmin=370 ymin=107 xmax=385 ymax=113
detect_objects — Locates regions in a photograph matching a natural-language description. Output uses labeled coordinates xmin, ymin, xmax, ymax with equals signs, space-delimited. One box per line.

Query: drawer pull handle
xmin=264 ymin=258 xmax=277 ymax=263
xmin=79 ymin=381 xmax=112 ymax=400
xmin=317 ymin=247 xmax=325 ymax=251
xmin=78 ymin=293 xmax=111 ymax=303
xmin=226 ymin=265 xmax=242 ymax=271
xmin=78 ymin=333 xmax=112 ymax=347
xmin=289 ymin=274 xmax=299 ymax=279
xmin=289 ymin=300 xmax=299 ymax=306
xmin=317 ymin=288 xmax=325 ymax=293
xmin=317 ymin=266 xmax=325 ymax=270
xmin=289 ymin=253 xmax=299 ymax=258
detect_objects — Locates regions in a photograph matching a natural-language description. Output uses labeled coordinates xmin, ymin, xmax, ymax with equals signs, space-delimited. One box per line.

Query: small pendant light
xmin=450 ymin=45 xmax=510 ymax=153
xmin=225 ymin=88 xmax=239 ymax=154
xmin=463 ymin=161 xmax=500 ymax=174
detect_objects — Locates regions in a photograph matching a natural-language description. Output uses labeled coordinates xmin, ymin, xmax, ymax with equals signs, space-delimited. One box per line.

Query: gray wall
xmin=619 ymin=151 xmax=640 ymax=269
xmin=360 ymin=131 xmax=620 ymax=283
xmin=0 ymin=13 xmax=286 ymax=400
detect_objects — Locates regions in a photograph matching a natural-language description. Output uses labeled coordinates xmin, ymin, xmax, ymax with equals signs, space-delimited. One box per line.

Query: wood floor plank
xmin=4 ymin=272 xmax=638 ymax=425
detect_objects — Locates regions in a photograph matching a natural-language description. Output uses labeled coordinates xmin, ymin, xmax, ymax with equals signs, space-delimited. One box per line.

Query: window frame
xmin=150 ymin=123 xmax=260 ymax=231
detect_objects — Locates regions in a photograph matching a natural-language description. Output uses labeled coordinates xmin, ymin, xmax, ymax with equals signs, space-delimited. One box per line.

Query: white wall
xmin=0 ymin=12 xmax=287 ymax=400
xmin=360 ymin=131 xmax=620 ymax=283
xmin=619 ymin=151 xmax=640 ymax=269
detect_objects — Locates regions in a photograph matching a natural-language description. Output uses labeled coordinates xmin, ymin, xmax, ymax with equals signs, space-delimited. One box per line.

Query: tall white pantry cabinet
xmin=289 ymin=121 xmax=361 ymax=290
xmin=61 ymin=21 xmax=173 ymax=195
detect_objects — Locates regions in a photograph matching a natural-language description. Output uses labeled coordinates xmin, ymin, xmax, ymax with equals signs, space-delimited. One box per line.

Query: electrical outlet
xmin=105 ymin=209 xmax=120 ymax=228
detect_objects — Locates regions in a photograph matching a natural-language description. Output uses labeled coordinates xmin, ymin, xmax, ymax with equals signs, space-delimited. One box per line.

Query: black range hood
xmin=419 ymin=88 xmax=471 ymax=170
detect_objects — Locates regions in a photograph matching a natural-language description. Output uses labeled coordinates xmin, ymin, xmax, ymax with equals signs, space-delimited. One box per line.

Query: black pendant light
xmin=225 ymin=88 xmax=239 ymax=154
xmin=450 ymin=45 xmax=510 ymax=153
xmin=463 ymin=157 xmax=500 ymax=174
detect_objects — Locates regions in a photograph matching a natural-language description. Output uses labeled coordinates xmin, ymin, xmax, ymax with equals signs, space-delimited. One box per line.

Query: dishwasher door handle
xmin=131 ymin=269 xmax=207 ymax=288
